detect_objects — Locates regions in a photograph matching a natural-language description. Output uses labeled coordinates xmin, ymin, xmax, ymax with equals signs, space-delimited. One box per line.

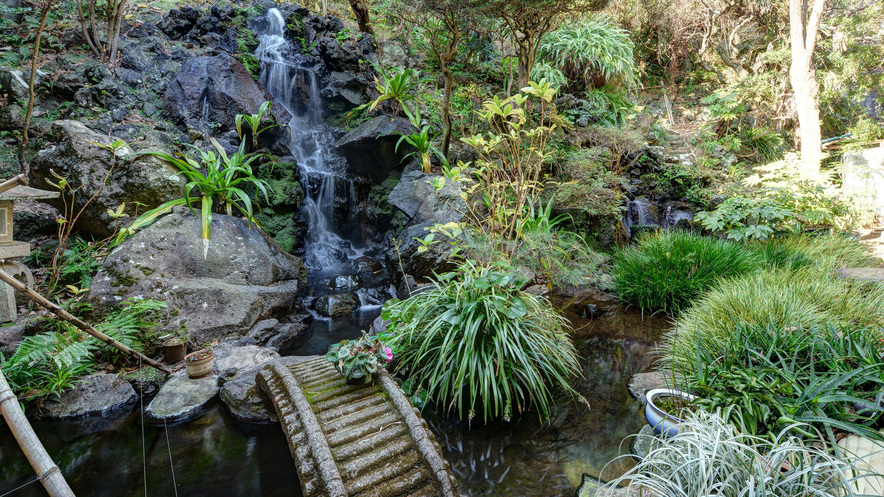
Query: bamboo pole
xmin=0 ymin=370 xmax=76 ymax=497
xmin=0 ymin=174 xmax=28 ymax=195
xmin=0 ymin=268 xmax=172 ymax=374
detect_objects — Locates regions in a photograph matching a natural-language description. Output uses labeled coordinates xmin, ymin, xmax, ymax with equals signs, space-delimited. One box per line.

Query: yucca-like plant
xmin=118 ymin=137 xmax=270 ymax=258
xmin=381 ymin=260 xmax=581 ymax=423
xmin=235 ymin=100 xmax=282 ymax=151
xmin=613 ymin=231 xmax=763 ymax=314
xmin=537 ymin=16 xmax=637 ymax=93
xmin=595 ymin=410 xmax=874 ymax=497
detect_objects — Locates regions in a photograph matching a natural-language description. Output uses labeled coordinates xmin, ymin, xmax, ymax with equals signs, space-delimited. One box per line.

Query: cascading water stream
xmin=255 ymin=8 xmax=365 ymax=274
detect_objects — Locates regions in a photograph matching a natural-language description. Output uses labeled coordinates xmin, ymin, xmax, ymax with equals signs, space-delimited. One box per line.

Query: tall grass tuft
xmin=596 ymin=409 xmax=875 ymax=497
xmin=667 ymin=268 xmax=884 ymax=369
xmin=381 ymin=261 xmax=581 ymax=423
xmin=612 ymin=231 xmax=762 ymax=314
xmin=749 ymin=232 xmax=878 ymax=272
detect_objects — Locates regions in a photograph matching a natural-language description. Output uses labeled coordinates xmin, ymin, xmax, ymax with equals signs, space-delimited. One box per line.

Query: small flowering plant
xmin=325 ymin=332 xmax=393 ymax=384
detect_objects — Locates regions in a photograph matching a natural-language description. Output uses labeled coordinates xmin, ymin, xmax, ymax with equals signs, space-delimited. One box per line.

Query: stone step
xmin=317 ymin=394 xmax=387 ymax=424
xmin=331 ymin=422 xmax=409 ymax=461
xmin=322 ymin=402 xmax=391 ymax=434
xmin=345 ymin=449 xmax=426 ymax=495
xmin=325 ymin=410 xmax=402 ymax=447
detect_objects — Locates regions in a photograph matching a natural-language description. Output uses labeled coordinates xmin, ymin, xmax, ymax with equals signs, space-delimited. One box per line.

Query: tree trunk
xmin=516 ymin=41 xmax=536 ymax=89
xmin=789 ymin=0 xmax=826 ymax=173
xmin=348 ymin=0 xmax=373 ymax=35
xmin=20 ymin=5 xmax=51 ymax=173
xmin=440 ymin=61 xmax=454 ymax=159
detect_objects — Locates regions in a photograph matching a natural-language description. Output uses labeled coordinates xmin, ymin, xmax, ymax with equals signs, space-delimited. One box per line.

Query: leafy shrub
xmin=744 ymin=153 xmax=872 ymax=231
xmin=688 ymin=322 xmax=884 ymax=440
xmin=668 ymin=268 xmax=884 ymax=370
xmin=612 ymin=231 xmax=762 ymax=314
xmin=553 ymin=147 xmax=626 ymax=219
xmin=326 ymin=332 xmax=393 ymax=384
xmin=597 ymin=410 xmax=873 ymax=497
xmin=695 ymin=196 xmax=798 ymax=241
xmin=381 ymin=261 xmax=581 ymax=423
xmin=465 ymin=199 xmax=612 ymax=290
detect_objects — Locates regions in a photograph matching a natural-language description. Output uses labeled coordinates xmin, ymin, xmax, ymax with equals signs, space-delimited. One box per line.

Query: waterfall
xmin=255 ymin=8 xmax=364 ymax=274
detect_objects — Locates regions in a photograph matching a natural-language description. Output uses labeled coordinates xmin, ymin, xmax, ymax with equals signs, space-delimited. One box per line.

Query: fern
xmin=537 ymin=16 xmax=637 ymax=93
xmin=1 ymin=298 xmax=167 ymax=403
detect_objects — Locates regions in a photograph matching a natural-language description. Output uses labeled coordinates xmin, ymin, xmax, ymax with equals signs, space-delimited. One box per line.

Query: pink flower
xmin=383 ymin=347 xmax=393 ymax=362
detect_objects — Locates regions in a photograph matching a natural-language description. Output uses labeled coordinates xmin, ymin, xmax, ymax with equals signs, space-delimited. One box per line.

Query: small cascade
xmin=255 ymin=8 xmax=365 ymax=274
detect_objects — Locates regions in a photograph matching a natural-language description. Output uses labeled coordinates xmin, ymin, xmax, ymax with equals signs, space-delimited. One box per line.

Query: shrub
xmin=612 ymin=231 xmax=762 ymax=314
xmin=687 ymin=322 xmax=884 ymax=440
xmin=381 ymin=261 xmax=581 ymax=423
xmin=596 ymin=410 xmax=873 ymax=497
xmin=667 ymin=268 xmax=884 ymax=370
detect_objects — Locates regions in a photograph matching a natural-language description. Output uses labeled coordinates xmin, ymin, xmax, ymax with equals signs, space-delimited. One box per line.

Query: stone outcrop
xmin=88 ymin=207 xmax=303 ymax=344
xmin=163 ymin=53 xmax=291 ymax=152
xmin=28 ymin=120 xmax=183 ymax=237
xmin=335 ymin=116 xmax=414 ymax=184
xmin=35 ymin=373 xmax=138 ymax=420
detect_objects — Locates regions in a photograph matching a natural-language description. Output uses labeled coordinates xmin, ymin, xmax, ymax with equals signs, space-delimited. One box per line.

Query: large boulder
xmin=334 ymin=116 xmax=413 ymax=184
xmin=384 ymin=168 xmax=466 ymax=287
xmin=28 ymin=120 xmax=184 ymax=237
xmin=34 ymin=373 xmax=138 ymax=420
xmin=88 ymin=207 xmax=303 ymax=344
xmin=163 ymin=53 xmax=291 ymax=151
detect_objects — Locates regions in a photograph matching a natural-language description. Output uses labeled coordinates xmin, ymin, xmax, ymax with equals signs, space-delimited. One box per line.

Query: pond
xmin=0 ymin=298 xmax=667 ymax=497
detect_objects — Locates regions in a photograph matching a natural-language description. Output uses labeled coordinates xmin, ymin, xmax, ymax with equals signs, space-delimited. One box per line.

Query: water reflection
xmin=0 ymin=405 xmax=299 ymax=497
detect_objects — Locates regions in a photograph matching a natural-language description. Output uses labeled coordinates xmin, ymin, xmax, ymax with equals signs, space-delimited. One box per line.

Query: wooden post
xmin=0 ymin=370 xmax=76 ymax=497
xmin=0 ymin=268 xmax=172 ymax=375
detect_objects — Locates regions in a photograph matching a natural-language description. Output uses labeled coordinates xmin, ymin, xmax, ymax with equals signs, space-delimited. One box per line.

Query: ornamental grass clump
xmin=381 ymin=261 xmax=581 ymax=423
xmin=597 ymin=409 xmax=873 ymax=497
xmin=668 ymin=267 xmax=884 ymax=370
xmin=612 ymin=230 xmax=762 ymax=314
xmin=749 ymin=232 xmax=878 ymax=272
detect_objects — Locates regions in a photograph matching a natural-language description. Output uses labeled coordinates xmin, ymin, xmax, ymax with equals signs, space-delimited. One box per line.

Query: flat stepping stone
xmin=837 ymin=268 xmax=884 ymax=282
xmin=837 ymin=433 xmax=884 ymax=495
xmin=214 ymin=343 xmax=280 ymax=377
xmin=35 ymin=373 xmax=137 ymax=420
xmin=627 ymin=372 xmax=666 ymax=404
xmin=146 ymin=372 xmax=218 ymax=423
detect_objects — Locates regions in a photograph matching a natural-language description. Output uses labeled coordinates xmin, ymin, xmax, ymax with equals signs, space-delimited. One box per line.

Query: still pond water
xmin=0 ymin=299 xmax=667 ymax=497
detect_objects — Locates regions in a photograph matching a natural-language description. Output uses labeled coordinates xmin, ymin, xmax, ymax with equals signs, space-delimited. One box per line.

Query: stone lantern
xmin=0 ymin=181 xmax=59 ymax=322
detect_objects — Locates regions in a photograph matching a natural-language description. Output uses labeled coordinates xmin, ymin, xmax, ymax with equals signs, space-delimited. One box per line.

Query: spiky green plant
xmin=613 ymin=231 xmax=763 ymax=314
xmin=381 ymin=260 xmax=581 ymax=423
xmin=748 ymin=232 xmax=877 ymax=272
xmin=537 ymin=16 xmax=637 ymax=93
xmin=235 ymin=100 xmax=282 ymax=151
xmin=118 ymin=137 xmax=269 ymax=258
xmin=595 ymin=409 xmax=873 ymax=497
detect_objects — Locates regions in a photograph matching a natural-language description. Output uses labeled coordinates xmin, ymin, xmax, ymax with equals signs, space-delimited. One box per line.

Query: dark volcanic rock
xmin=220 ymin=365 xmax=278 ymax=424
xmin=334 ymin=116 xmax=413 ymax=184
xmin=36 ymin=374 xmax=138 ymax=420
xmin=88 ymin=208 xmax=303 ymax=344
xmin=163 ymin=53 xmax=291 ymax=152
xmin=313 ymin=293 xmax=360 ymax=317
